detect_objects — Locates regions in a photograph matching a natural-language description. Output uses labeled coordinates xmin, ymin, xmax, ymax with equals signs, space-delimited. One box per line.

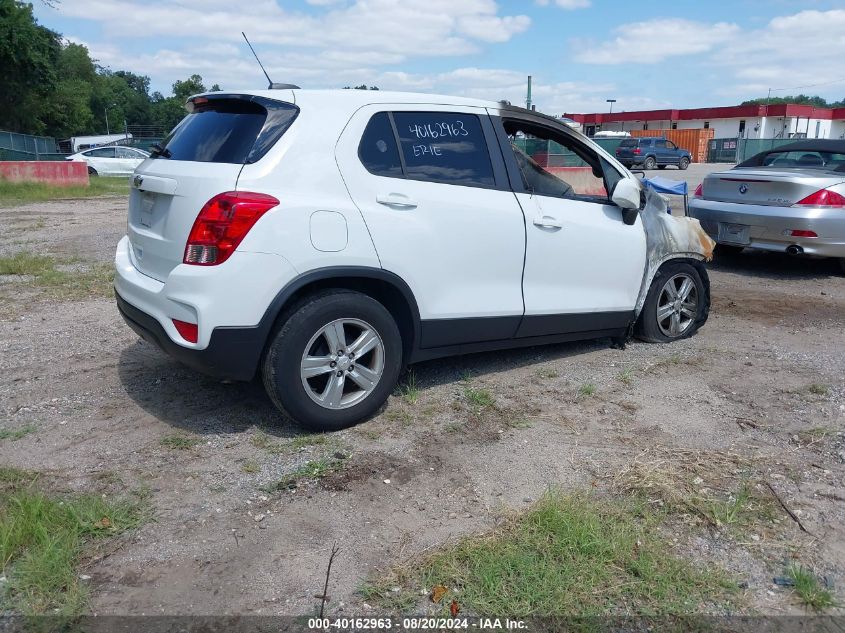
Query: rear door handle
xmin=376 ymin=193 xmax=417 ymax=208
xmin=533 ymin=215 xmax=562 ymax=229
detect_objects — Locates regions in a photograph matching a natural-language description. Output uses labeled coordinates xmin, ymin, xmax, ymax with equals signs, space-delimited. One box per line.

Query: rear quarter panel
xmin=235 ymin=99 xmax=381 ymax=274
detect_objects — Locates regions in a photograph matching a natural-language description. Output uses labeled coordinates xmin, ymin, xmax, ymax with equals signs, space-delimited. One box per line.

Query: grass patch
xmin=0 ymin=425 xmax=37 ymax=442
xmin=463 ymin=386 xmax=494 ymax=408
xmin=786 ymin=564 xmax=837 ymax=611
xmin=613 ymin=449 xmax=777 ymax=531
xmin=0 ymin=251 xmax=114 ymax=302
xmin=241 ymin=460 xmax=260 ymax=474
xmin=0 ymin=177 xmax=129 ymax=207
xmin=0 ymin=468 xmax=38 ymax=490
xmin=536 ymin=367 xmax=559 ymax=379
xmin=397 ymin=370 xmax=420 ymax=405
xmin=806 ymin=383 xmax=829 ymax=396
xmin=260 ymin=458 xmax=343 ymax=492
xmin=366 ymin=493 xmax=738 ymax=617
xmin=618 ymin=368 xmax=635 ymax=386
xmin=0 ymin=475 xmax=146 ymax=615
xmin=159 ymin=433 xmax=201 ymax=450
xmin=251 ymin=430 xmax=329 ymax=454
xmin=578 ymin=382 xmax=597 ymax=397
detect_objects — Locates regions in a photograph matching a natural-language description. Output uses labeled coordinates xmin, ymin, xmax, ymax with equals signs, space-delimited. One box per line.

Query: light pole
xmin=105 ymin=103 xmax=117 ymax=135
xmin=606 ymin=98 xmax=616 ymax=114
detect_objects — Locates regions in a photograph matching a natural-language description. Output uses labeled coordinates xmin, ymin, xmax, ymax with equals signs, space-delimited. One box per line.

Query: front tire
xmin=87 ymin=166 xmax=98 ymax=176
xmin=634 ymin=261 xmax=709 ymax=343
xmin=679 ymin=157 xmax=690 ymax=170
xmin=643 ymin=156 xmax=657 ymax=170
xmin=262 ymin=290 xmax=403 ymax=431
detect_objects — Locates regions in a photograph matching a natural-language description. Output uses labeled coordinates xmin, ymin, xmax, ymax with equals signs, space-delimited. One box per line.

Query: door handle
xmin=376 ymin=193 xmax=417 ymax=208
xmin=533 ymin=215 xmax=562 ymax=229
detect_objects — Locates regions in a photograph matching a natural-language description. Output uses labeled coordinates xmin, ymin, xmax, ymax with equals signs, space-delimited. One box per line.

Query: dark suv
xmin=615 ymin=137 xmax=691 ymax=170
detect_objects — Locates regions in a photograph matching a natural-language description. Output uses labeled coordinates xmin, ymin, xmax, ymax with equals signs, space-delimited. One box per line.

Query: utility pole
xmin=526 ymin=76 xmax=532 ymax=111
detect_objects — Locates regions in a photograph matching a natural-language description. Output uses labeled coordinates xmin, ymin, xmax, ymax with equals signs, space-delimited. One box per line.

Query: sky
xmin=33 ymin=0 xmax=845 ymax=116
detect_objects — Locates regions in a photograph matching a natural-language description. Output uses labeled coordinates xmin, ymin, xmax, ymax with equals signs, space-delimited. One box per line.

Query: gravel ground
xmin=0 ymin=188 xmax=843 ymax=617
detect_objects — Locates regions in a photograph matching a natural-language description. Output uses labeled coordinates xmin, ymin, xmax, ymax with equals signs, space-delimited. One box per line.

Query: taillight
xmin=184 ymin=192 xmax=279 ymax=265
xmin=787 ymin=229 xmax=818 ymax=238
xmin=793 ymin=189 xmax=845 ymax=208
xmin=694 ymin=183 xmax=703 ymax=198
xmin=633 ymin=148 xmax=641 ymax=155
xmin=172 ymin=319 xmax=198 ymax=343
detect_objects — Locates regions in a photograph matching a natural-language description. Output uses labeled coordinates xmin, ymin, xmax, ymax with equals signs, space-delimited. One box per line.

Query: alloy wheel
xmin=300 ymin=318 xmax=385 ymax=410
xmin=656 ymin=273 xmax=698 ymax=337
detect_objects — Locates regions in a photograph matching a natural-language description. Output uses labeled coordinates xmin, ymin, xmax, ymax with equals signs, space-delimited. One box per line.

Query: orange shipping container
xmin=629 ymin=128 xmax=714 ymax=163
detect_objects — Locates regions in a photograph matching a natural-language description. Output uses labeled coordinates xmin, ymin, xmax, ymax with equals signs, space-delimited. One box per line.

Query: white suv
xmin=115 ymin=89 xmax=714 ymax=431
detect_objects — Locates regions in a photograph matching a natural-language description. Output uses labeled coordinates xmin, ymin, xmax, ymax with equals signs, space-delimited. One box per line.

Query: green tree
xmin=0 ymin=0 xmax=62 ymax=133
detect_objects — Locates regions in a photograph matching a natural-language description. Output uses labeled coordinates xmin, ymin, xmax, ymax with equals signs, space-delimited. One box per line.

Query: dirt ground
xmin=1 ymin=185 xmax=843 ymax=617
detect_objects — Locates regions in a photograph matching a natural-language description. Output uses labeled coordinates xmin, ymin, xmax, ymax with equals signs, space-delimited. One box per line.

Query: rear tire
xmin=838 ymin=258 xmax=845 ymax=275
xmin=679 ymin=157 xmax=690 ymax=170
xmin=262 ymin=290 xmax=403 ymax=431
xmin=644 ymin=156 xmax=657 ymax=170
xmin=634 ymin=261 xmax=709 ymax=343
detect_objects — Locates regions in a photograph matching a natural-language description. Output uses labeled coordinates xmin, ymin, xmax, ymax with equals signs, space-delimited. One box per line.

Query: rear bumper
xmin=688 ymin=199 xmax=845 ymax=258
xmin=114 ymin=235 xmax=299 ymax=380
xmin=116 ymin=292 xmax=264 ymax=381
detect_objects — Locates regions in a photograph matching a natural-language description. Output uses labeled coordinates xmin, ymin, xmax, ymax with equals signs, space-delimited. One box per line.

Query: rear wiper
xmin=150 ymin=143 xmax=172 ymax=159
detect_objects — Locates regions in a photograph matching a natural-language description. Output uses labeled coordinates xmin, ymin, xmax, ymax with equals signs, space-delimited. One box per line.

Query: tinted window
xmin=359 ymin=112 xmax=402 ymax=177
xmin=619 ymin=139 xmax=637 ymax=147
xmin=393 ymin=112 xmax=494 ymax=187
xmin=85 ymin=147 xmax=115 ymax=158
xmin=155 ymin=96 xmax=298 ymax=164
xmin=654 ymin=140 xmax=666 ymax=148
xmin=116 ymin=147 xmax=139 ymax=158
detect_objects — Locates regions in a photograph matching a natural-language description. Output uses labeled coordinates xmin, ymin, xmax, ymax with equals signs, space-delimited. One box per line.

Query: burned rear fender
xmin=634 ymin=188 xmax=715 ymax=318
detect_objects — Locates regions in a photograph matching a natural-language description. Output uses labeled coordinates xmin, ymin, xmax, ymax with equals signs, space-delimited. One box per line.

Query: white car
xmin=68 ymin=146 xmax=150 ymax=176
xmin=114 ymin=89 xmax=714 ymax=431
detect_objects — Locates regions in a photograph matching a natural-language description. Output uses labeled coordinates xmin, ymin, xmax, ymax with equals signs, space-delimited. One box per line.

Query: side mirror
xmin=611 ymin=178 xmax=642 ymax=225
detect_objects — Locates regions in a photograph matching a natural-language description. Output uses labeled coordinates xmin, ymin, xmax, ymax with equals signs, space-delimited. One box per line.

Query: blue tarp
xmin=642 ymin=176 xmax=688 ymax=215
xmin=642 ymin=176 xmax=688 ymax=196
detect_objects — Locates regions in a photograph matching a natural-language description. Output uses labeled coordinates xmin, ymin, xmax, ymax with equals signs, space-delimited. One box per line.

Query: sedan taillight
xmin=694 ymin=183 xmax=703 ymax=198
xmin=793 ymin=189 xmax=845 ymax=208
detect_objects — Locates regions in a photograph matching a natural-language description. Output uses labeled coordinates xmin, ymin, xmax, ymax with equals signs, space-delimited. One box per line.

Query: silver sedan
xmin=689 ymin=140 xmax=845 ymax=272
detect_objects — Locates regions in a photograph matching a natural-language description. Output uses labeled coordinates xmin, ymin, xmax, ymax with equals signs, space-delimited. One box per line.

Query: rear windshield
xmin=756 ymin=150 xmax=845 ymax=171
xmin=153 ymin=96 xmax=298 ymax=164
xmin=619 ymin=139 xmax=637 ymax=147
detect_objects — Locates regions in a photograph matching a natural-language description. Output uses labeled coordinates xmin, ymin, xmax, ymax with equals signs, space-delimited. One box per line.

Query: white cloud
xmin=536 ymin=0 xmax=591 ymax=9
xmin=573 ymin=18 xmax=740 ymax=64
xmin=711 ymin=9 xmax=845 ymax=93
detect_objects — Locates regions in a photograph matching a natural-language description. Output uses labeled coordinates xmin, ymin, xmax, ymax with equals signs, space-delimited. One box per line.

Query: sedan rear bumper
xmin=688 ymin=198 xmax=845 ymax=258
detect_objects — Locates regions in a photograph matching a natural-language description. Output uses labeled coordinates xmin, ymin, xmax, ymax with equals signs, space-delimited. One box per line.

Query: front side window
xmin=503 ymin=119 xmax=622 ymax=202
xmin=392 ymin=112 xmax=494 ymax=187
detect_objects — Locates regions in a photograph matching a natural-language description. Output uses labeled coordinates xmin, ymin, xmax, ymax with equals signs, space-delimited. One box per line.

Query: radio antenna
xmin=241 ymin=32 xmax=300 ymax=90
xmin=242 ymin=32 xmax=273 ymax=88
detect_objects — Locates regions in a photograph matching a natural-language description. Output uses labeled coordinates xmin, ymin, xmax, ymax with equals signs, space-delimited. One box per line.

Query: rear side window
xmin=359 ymin=113 xmax=402 ymax=177
xmin=154 ymin=96 xmax=298 ymax=164
xmin=393 ymin=112 xmax=494 ymax=187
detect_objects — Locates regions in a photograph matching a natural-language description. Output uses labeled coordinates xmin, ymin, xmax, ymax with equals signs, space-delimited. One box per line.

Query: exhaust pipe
xmin=786 ymin=245 xmax=804 ymax=255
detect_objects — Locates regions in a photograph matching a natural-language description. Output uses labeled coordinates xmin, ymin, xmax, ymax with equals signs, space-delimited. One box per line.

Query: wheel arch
xmin=634 ymin=254 xmax=709 ymax=319
xmin=260 ymin=267 xmax=421 ymax=365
